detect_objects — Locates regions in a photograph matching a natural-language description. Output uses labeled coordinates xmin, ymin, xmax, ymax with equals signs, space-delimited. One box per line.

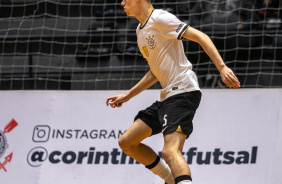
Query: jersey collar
xmin=140 ymin=9 xmax=155 ymax=29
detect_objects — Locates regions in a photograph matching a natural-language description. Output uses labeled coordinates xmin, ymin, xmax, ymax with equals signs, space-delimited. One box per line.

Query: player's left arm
xmin=106 ymin=70 xmax=158 ymax=108
xmin=182 ymin=27 xmax=240 ymax=88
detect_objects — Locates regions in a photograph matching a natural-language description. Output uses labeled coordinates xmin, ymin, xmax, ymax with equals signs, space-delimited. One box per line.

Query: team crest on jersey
xmin=146 ymin=34 xmax=157 ymax=49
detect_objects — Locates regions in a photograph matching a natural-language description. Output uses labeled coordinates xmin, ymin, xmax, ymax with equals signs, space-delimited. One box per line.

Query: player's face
xmin=121 ymin=0 xmax=138 ymax=17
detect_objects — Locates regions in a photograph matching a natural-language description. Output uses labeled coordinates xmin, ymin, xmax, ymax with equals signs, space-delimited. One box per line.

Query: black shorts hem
xmin=134 ymin=112 xmax=162 ymax=136
xmin=162 ymin=125 xmax=193 ymax=139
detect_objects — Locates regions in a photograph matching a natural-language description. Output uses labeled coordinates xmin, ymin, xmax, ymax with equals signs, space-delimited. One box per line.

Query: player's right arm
xmin=106 ymin=70 xmax=158 ymax=108
xmin=183 ymin=27 xmax=240 ymax=88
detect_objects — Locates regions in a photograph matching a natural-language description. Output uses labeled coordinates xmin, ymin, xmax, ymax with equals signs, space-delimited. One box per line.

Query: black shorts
xmin=134 ymin=90 xmax=201 ymax=138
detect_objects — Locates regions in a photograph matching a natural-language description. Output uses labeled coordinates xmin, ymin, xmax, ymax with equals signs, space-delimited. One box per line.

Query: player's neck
xmin=136 ymin=5 xmax=154 ymax=27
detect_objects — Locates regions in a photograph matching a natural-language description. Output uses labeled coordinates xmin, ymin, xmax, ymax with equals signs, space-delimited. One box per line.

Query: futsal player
xmin=106 ymin=0 xmax=240 ymax=184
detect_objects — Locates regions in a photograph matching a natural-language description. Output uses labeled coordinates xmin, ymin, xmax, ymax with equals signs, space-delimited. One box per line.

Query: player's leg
xmin=159 ymin=91 xmax=202 ymax=184
xmin=162 ymin=131 xmax=192 ymax=184
xmin=118 ymin=118 xmax=156 ymax=165
xmin=118 ymin=101 xmax=161 ymax=164
xmin=119 ymin=119 xmax=174 ymax=184
xmin=119 ymin=101 xmax=174 ymax=184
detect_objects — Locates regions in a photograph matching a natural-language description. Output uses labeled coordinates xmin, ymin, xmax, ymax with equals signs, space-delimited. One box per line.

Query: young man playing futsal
xmin=106 ymin=0 xmax=240 ymax=183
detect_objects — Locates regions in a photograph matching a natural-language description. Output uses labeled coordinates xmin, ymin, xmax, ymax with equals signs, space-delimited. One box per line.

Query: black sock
xmin=175 ymin=175 xmax=192 ymax=184
xmin=145 ymin=155 xmax=160 ymax=169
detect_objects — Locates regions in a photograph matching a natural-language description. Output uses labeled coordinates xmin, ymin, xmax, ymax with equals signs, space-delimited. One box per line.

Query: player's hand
xmin=106 ymin=94 xmax=129 ymax=108
xmin=220 ymin=66 xmax=240 ymax=88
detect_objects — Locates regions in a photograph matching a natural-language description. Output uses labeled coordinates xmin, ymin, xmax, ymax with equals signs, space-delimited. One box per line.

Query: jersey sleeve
xmin=155 ymin=10 xmax=189 ymax=40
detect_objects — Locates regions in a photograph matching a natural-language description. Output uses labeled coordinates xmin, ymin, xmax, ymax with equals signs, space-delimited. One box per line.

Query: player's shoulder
xmin=152 ymin=9 xmax=178 ymax=22
xmin=153 ymin=9 xmax=175 ymax=18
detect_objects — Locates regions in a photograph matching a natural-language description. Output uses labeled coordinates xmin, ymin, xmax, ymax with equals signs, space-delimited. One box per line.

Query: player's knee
xmin=118 ymin=135 xmax=136 ymax=153
xmin=118 ymin=135 xmax=127 ymax=150
xmin=161 ymin=147 xmax=177 ymax=162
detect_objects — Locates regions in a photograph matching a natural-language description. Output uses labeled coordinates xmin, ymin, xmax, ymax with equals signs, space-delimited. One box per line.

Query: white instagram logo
xmin=32 ymin=125 xmax=50 ymax=142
